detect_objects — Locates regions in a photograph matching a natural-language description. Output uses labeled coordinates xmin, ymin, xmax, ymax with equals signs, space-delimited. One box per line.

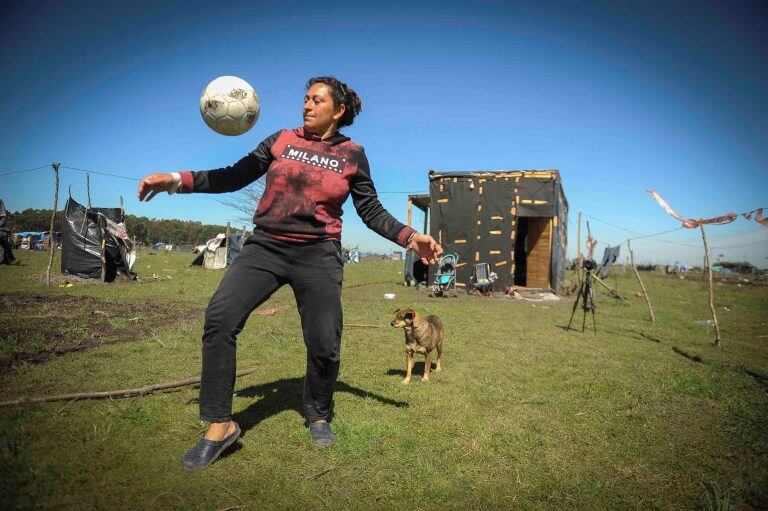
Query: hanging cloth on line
xmin=742 ymin=208 xmax=768 ymax=228
xmin=599 ymin=245 xmax=621 ymax=279
xmin=646 ymin=190 xmax=737 ymax=228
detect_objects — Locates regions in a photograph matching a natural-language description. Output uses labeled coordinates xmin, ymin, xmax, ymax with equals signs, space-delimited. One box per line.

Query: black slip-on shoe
xmin=181 ymin=423 xmax=241 ymax=471
xmin=309 ymin=421 xmax=335 ymax=447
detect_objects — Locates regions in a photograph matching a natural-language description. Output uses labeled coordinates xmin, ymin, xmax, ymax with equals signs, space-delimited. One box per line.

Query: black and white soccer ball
xmin=199 ymin=76 xmax=260 ymax=136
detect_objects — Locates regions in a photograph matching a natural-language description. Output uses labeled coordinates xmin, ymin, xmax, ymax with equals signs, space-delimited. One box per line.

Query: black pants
xmin=199 ymin=233 xmax=344 ymax=423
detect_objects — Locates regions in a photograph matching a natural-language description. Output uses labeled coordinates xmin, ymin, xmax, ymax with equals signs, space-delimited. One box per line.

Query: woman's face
xmin=303 ymin=83 xmax=345 ymax=135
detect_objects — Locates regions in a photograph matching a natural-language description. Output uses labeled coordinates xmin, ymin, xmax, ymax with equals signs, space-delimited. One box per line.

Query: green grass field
xmin=1 ymin=249 xmax=766 ymax=510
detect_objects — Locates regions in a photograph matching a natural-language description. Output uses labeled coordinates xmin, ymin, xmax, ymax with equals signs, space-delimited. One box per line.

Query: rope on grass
xmin=0 ymin=367 xmax=259 ymax=407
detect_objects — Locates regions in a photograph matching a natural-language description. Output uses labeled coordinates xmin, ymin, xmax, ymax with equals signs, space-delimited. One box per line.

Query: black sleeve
xmin=351 ymin=149 xmax=414 ymax=247
xmin=190 ymin=130 xmax=281 ymax=193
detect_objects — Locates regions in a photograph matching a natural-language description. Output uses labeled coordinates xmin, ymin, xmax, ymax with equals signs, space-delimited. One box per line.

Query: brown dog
xmin=390 ymin=307 xmax=445 ymax=384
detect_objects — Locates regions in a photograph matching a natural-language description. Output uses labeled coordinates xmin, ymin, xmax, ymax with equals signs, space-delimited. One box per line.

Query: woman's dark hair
xmin=306 ymin=76 xmax=362 ymax=128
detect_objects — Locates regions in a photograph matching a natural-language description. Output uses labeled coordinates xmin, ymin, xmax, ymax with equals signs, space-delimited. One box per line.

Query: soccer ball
xmin=199 ymin=76 xmax=260 ymax=136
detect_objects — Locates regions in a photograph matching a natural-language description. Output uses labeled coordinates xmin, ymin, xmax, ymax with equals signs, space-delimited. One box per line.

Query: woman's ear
xmin=333 ymin=103 xmax=346 ymax=121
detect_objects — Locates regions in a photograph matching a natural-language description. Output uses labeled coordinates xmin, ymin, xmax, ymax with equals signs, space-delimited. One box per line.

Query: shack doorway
xmin=513 ymin=217 xmax=552 ymax=288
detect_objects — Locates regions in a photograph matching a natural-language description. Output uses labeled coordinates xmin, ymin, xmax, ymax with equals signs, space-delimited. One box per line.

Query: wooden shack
xmin=407 ymin=170 xmax=568 ymax=292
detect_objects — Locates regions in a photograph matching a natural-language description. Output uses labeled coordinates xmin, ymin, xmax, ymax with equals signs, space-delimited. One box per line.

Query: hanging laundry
xmin=756 ymin=208 xmax=768 ymax=227
xmin=647 ymin=190 xmax=737 ymax=228
xmin=599 ymin=245 xmax=621 ymax=279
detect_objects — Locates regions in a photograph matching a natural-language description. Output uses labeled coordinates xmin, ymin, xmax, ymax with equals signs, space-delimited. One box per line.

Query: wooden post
xmin=45 ymin=163 xmax=60 ymax=286
xmin=700 ymin=224 xmax=721 ymax=346
xmin=577 ymin=211 xmax=582 ymax=284
xmin=591 ymin=272 xmax=630 ymax=304
xmin=86 ymin=173 xmax=92 ymax=209
xmin=628 ymin=239 xmax=654 ymax=322
xmin=100 ymin=221 xmax=107 ymax=282
xmin=423 ymin=208 xmax=428 ymax=235
xmin=407 ymin=198 xmax=413 ymax=228
xmin=577 ymin=212 xmax=582 ymax=263
xmin=225 ymin=222 xmax=231 ymax=238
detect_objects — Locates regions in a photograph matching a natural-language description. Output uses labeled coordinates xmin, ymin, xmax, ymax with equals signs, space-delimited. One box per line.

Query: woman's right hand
xmin=137 ymin=173 xmax=175 ymax=202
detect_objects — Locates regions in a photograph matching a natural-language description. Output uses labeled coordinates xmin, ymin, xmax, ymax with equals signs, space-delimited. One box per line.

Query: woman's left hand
xmin=409 ymin=233 xmax=443 ymax=265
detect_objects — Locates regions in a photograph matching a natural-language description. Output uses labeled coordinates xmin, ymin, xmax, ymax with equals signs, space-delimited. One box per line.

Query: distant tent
xmin=190 ymin=233 xmax=243 ymax=269
xmin=0 ymin=199 xmax=14 ymax=265
xmin=61 ymin=197 xmax=136 ymax=281
xmin=17 ymin=231 xmax=45 ymax=250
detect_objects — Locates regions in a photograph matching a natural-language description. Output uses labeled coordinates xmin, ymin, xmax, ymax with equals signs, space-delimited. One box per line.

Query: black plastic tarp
xmin=551 ymin=181 xmax=568 ymax=292
xmin=61 ymin=197 xmax=136 ymax=281
xmin=0 ymin=199 xmax=13 ymax=265
xmin=403 ymin=248 xmax=428 ymax=286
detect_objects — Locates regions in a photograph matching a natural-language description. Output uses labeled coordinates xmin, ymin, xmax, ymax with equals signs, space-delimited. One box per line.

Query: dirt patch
xmin=0 ymin=292 xmax=202 ymax=371
xmin=30 ymin=273 xmax=137 ymax=286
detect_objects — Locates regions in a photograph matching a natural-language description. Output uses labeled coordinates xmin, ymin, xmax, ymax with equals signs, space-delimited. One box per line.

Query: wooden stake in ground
xmin=590 ymin=273 xmax=630 ymax=304
xmin=577 ymin=211 xmax=582 ymax=284
xmin=0 ymin=367 xmax=259 ymax=407
xmin=46 ymin=163 xmax=60 ymax=286
xmin=700 ymin=224 xmax=721 ymax=346
xmin=100 ymin=221 xmax=107 ymax=282
xmin=627 ymin=239 xmax=655 ymax=322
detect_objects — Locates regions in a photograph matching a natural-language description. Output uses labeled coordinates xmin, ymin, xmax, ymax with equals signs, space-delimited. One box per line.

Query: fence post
xmin=700 ymin=224 xmax=721 ymax=346
xmin=577 ymin=211 xmax=582 ymax=284
xmin=46 ymin=163 xmax=60 ymax=286
xmin=628 ymin=239 xmax=655 ymax=322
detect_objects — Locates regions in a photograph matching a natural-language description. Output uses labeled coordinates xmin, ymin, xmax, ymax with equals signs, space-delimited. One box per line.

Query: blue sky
xmin=1 ymin=0 xmax=766 ymax=266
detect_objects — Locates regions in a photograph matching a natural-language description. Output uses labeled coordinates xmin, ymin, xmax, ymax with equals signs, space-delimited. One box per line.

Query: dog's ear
xmin=404 ymin=310 xmax=415 ymax=321
xmin=394 ymin=307 xmax=402 ymax=314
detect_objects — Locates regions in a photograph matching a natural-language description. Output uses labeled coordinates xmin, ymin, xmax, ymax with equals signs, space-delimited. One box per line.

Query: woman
xmin=137 ymin=76 xmax=442 ymax=470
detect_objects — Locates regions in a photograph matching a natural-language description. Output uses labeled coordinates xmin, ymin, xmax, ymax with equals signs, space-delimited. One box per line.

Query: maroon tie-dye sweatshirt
xmin=179 ymin=127 xmax=414 ymax=247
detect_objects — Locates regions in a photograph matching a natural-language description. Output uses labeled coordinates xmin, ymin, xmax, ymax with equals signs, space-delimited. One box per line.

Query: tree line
xmin=5 ymin=208 xmax=243 ymax=245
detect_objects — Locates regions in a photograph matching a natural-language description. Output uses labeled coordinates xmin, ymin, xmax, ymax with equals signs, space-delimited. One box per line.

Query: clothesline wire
xmin=0 ymin=165 xmax=51 ymax=177
xmin=60 ymin=166 xmax=141 ymax=182
xmin=581 ymin=213 xmax=767 ymax=250
xmin=3 ymin=164 xmax=768 ymax=251
xmin=583 ymin=213 xmax=644 ymax=235
xmin=2 ymin=163 xmax=429 ymax=194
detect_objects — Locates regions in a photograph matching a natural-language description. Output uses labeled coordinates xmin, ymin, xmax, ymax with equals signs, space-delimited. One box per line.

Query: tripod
xmin=567 ymin=260 xmax=597 ymax=333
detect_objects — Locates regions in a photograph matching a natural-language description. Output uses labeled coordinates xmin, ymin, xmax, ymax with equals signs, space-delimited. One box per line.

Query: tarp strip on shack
xmin=550 ymin=178 xmax=568 ymax=290
xmin=61 ymin=197 xmax=136 ymax=281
